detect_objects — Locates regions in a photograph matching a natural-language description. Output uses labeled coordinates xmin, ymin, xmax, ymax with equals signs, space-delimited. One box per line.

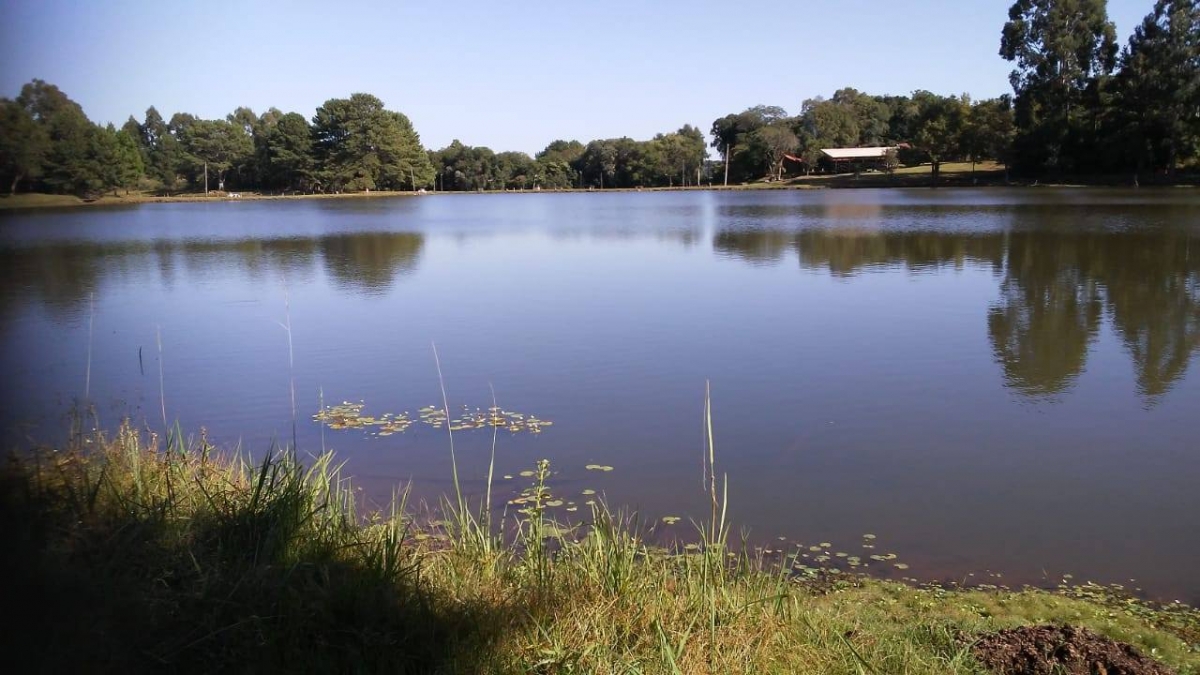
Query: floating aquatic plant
xmin=313 ymin=401 xmax=553 ymax=438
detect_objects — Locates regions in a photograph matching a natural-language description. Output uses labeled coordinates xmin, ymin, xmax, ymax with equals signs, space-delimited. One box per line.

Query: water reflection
xmin=715 ymin=228 xmax=1200 ymax=400
xmin=988 ymin=233 xmax=1103 ymax=397
xmin=319 ymin=233 xmax=424 ymax=295
xmin=0 ymin=231 xmax=426 ymax=317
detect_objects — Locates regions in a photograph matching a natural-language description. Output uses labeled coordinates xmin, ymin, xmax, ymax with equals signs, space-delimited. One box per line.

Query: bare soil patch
xmin=973 ymin=624 xmax=1175 ymax=674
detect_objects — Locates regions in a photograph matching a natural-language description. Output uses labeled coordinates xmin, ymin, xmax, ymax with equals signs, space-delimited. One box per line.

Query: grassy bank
xmin=4 ymin=165 xmax=1196 ymax=211
xmin=2 ymin=423 xmax=1197 ymax=674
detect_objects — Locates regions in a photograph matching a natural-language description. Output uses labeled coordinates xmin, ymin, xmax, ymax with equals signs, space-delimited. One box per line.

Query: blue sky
xmin=1 ymin=0 xmax=1152 ymax=155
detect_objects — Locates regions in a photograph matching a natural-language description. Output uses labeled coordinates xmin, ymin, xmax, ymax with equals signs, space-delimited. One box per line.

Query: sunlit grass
xmin=2 ymin=414 xmax=1197 ymax=673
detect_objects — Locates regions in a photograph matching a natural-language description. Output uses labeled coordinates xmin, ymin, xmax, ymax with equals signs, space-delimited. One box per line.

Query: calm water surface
xmin=2 ymin=189 xmax=1198 ymax=601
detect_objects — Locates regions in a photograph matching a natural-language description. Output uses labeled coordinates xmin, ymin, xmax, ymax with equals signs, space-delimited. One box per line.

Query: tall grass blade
xmin=280 ymin=287 xmax=297 ymax=455
xmin=156 ymin=325 xmax=167 ymax=433
xmin=318 ymin=386 xmax=326 ymax=457
xmin=431 ymin=342 xmax=464 ymax=517
xmin=485 ymin=381 xmax=498 ymax=538
xmin=85 ymin=292 xmax=94 ymax=400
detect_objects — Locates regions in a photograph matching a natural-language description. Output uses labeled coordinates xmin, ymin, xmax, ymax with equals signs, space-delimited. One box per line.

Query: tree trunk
xmin=10 ymin=174 xmax=19 ymax=195
xmin=931 ymin=161 xmax=940 ymax=187
xmin=723 ymin=147 xmax=730 ymax=186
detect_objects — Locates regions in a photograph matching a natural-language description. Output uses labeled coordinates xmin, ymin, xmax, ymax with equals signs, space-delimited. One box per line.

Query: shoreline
xmin=3 ymin=171 xmax=1195 ymax=212
xmin=2 ymin=423 xmax=1197 ymax=672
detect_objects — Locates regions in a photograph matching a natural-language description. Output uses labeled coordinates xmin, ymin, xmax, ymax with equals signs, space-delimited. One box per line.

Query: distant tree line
xmin=0 ymin=88 xmax=435 ymax=197
xmin=1 ymin=0 xmax=1195 ymax=196
xmin=429 ymin=126 xmax=707 ymax=191
xmin=710 ymin=0 xmax=1197 ymax=183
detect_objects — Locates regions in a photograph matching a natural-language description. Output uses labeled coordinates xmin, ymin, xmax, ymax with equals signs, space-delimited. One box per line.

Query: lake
xmin=2 ymin=188 xmax=1198 ymax=602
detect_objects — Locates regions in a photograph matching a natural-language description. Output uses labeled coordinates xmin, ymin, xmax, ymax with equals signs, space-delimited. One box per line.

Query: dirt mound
xmin=973 ymin=624 xmax=1174 ymax=675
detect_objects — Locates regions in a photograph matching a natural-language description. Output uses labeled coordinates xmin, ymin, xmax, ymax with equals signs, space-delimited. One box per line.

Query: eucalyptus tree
xmin=710 ymin=114 xmax=740 ymax=185
xmin=1000 ymin=0 xmax=1118 ymax=172
xmin=709 ymin=106 xmax=787 ymax=183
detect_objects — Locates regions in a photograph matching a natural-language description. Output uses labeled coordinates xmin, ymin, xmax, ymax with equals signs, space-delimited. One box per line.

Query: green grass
xmin=2 ymin=421 xmax=1197 ymax=673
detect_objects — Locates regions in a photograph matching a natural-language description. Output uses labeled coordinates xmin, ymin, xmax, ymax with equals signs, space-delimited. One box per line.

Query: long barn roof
xmin=821 ymin=147 xmax=894 ymax=160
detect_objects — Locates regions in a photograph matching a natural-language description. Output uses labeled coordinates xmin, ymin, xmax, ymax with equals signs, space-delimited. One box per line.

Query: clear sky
xmin=0 ymin=0 xmax=1152 ymax=155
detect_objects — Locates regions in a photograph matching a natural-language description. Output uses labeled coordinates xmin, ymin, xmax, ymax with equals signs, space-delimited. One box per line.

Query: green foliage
xmin=5 ymin=22 xmax=1200 ymax=203
xmin=0 ymin=97 xmax=48 ymax=194
xmin=425 ymin=127 xmax=707 ymax=192
xmin=259 ymin=112 xmax=316 ymax=192
xmin=16 ymin=80 xmax=101 ymax=195
xmin=749 ymin=123 xmax=800 ymax=181
xmin=1000 ymin=0 xmax=1119 ymax=172
xmin=113 ymin=126 xmax=145 ymax=192
xmin=312 ymin=93 xmax=434 ymax=192
xmin=140 ymin=106 xmax=183 ymax=190
xmin=911 ymin=92 xmax=970 ymax=183
xmin=430 ymin=140 xmax=498 ymax=190
xmin=1112 ymin=0 xmax=1200 ymax=176
xmin=963 ymin=97 xmax=1017 ymax=171
xmin=176 ymin=118 xmax=253 ymax=190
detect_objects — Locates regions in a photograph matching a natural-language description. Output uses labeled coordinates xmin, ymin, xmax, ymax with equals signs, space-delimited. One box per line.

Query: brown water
xmin=1 ymin=188 xmax=1197 ymax=601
